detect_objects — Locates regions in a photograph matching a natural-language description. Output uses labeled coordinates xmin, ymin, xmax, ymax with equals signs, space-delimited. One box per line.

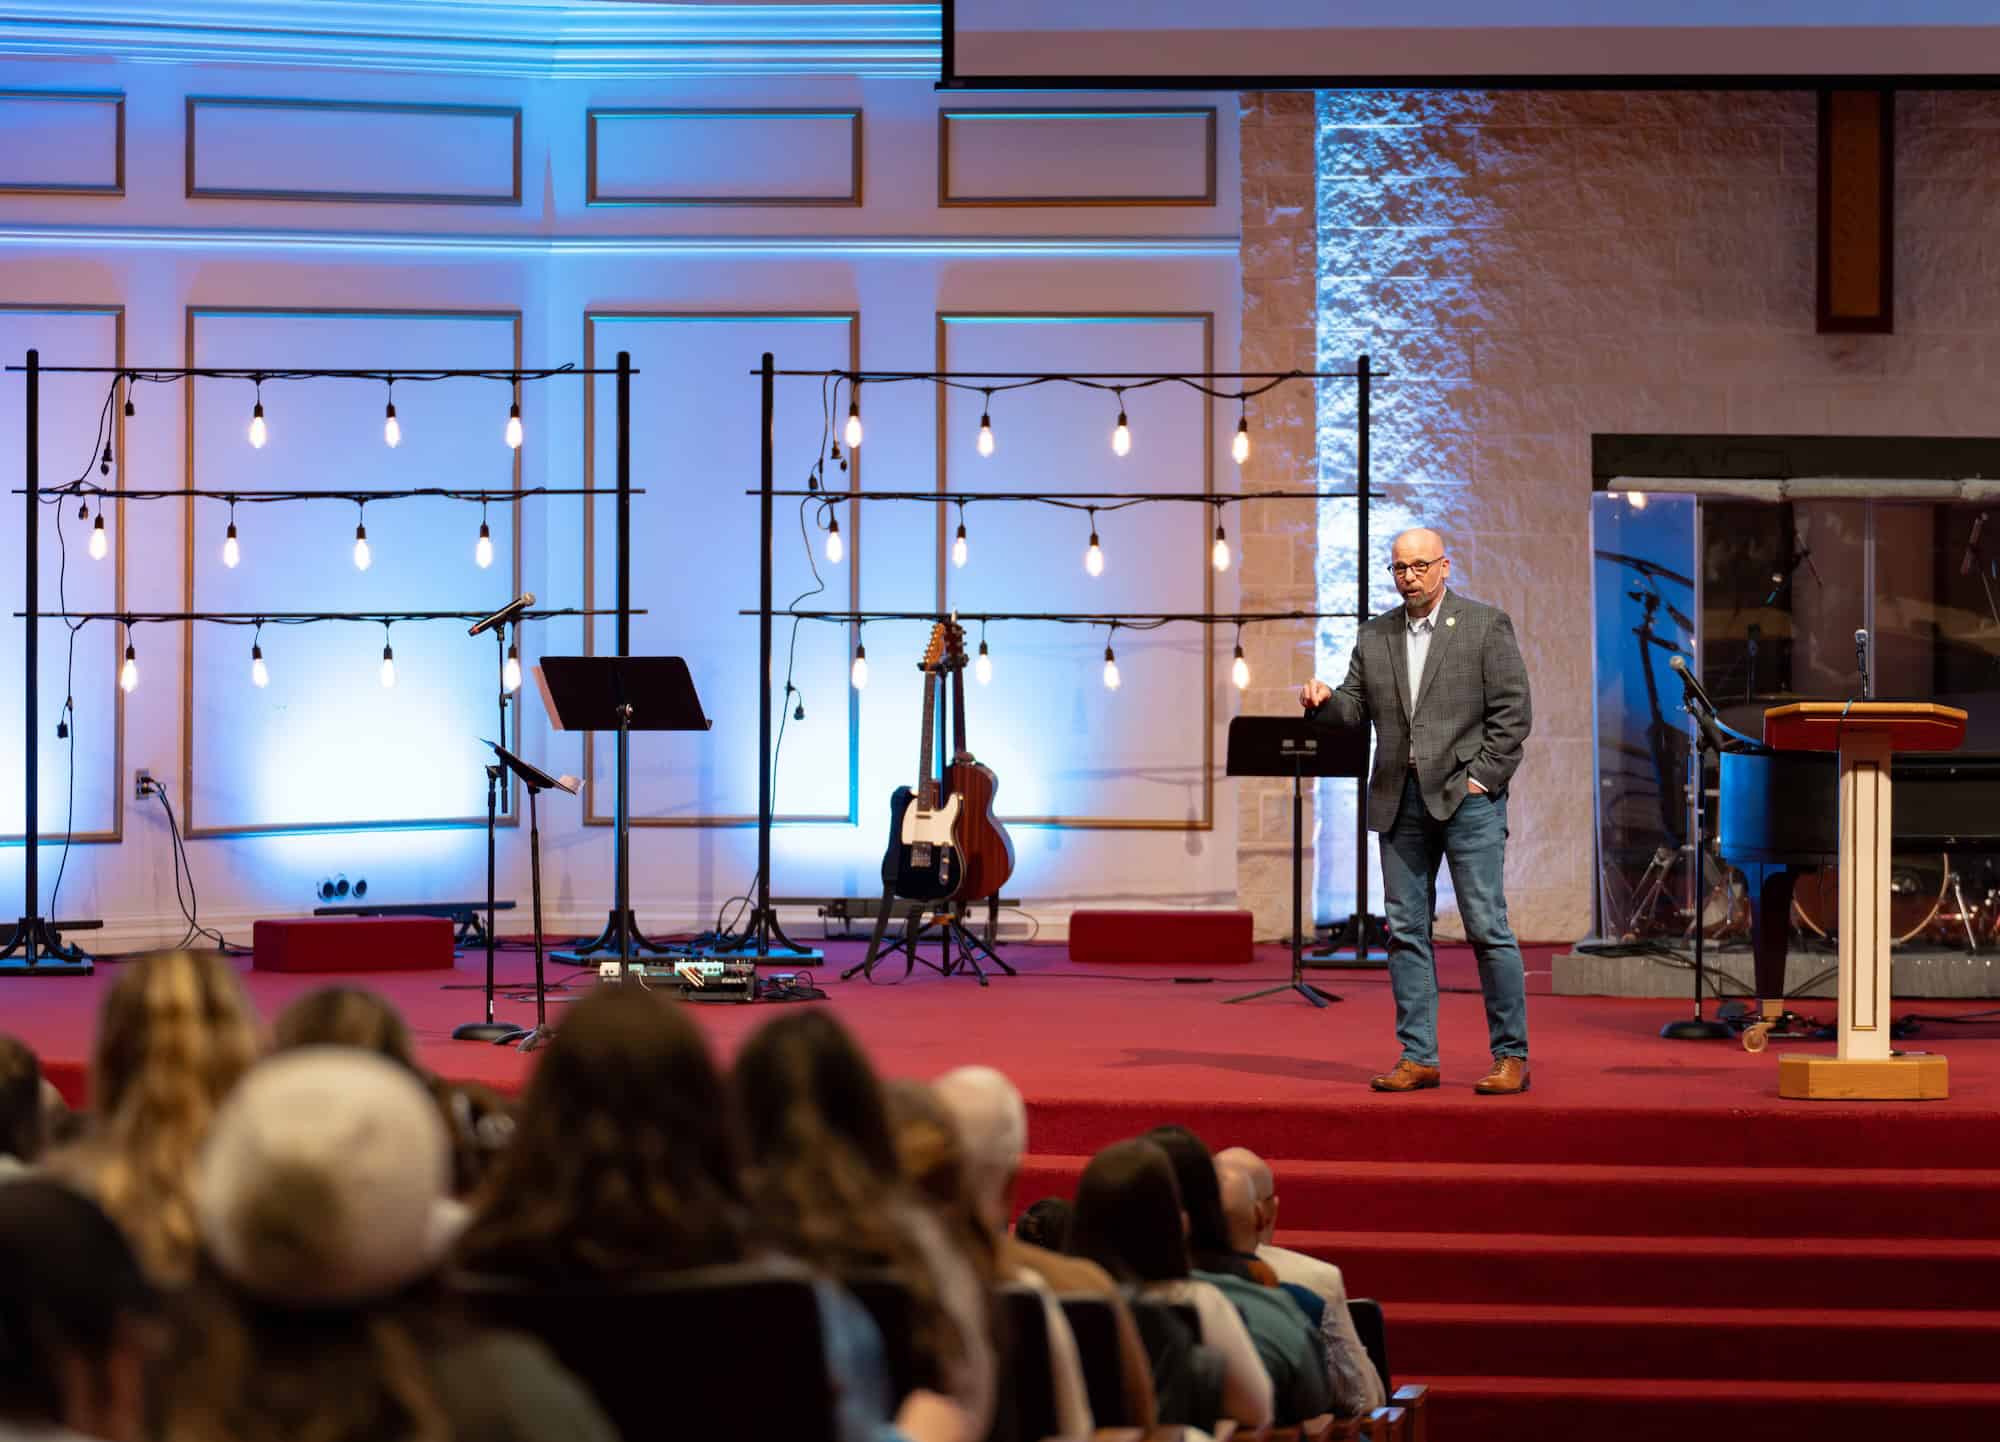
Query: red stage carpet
xmin=9 ymin=937 xmax=2000 ymax=1438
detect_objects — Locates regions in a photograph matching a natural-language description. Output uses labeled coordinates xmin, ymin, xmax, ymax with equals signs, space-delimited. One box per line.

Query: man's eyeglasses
xmin=1389 ymin=557 xmax=1444 ymax=578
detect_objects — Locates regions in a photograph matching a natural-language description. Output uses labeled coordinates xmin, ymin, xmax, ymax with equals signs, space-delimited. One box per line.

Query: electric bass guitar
xmin=880 ymin=625 xmax=963 ymax=902
xmin=942 ymin=620 xmax=1014 ymax=901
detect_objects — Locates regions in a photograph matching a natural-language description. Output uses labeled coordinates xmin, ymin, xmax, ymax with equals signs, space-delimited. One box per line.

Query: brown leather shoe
xmin=1370 ymin=1059 xmax=1442 ymax=1092
xmin=1474 ymin=1056 xmax=1530 ymax=1095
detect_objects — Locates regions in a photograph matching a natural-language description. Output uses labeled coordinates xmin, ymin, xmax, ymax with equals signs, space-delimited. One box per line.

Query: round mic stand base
xmin=1661 ymin=1016 xmax=1733 ymax=1041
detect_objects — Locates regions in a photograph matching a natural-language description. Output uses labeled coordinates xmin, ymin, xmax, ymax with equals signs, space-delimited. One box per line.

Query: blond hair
xmin=78 ymin=951 xmax=262 ymax=1283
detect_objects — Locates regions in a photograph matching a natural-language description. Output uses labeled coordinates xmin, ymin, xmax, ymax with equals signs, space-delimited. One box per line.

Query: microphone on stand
xmin=1963 ymin=513 xmax=1987 ymax=576
xmin=1668 ymin=654 xmax=1731 ymax=755
xmin=469 ymin=593 xmax=534 ymax=638
xmin=1855 ymin=627 xmax=1871 ymax=696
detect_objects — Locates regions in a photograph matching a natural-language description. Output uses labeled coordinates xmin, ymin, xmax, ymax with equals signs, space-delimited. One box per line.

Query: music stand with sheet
xmin=1224 ymin=716 xmax=1367 ymax=1007
xmin=535 ymin=656 xmax=711 ymax=981
xmin=485 ymin=740 xmax=578 ymax=1052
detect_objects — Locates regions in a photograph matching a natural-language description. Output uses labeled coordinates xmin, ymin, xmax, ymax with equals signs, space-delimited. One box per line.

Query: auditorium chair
xmin=1388 ymin=1387 xmax=1428 ymax=1442
xmin=1347 ymin=1298 xmax=1392 ymax=1393
xmin=450 ymin=1258 xmax=843 ymax=1441
xmin=1359 ymin=1405 xmax=1407 ymax=1442
xmin=989 ymin=1281 xmax=1062 ymax=1442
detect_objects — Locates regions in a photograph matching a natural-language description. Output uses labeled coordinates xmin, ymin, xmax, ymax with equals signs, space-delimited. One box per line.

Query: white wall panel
xmin=187 ymin=97 xmax=521 ymax=205
xmin=940 ymin=108 xmax=1216 ymax=205
xmin=0 ymin=308 xmax=123 ymax=844
xmin=583 ymin=313 xmax=857 ymax=826
xmin=0 ymin=91 xmax=122 ymax=194
xmin=588 ymin=109 xmax=862 ymax=205
xmin=184 ymin=308 xmax=523 ymax=835
xmin=938 ymin=313 xmax=1216 ymax=827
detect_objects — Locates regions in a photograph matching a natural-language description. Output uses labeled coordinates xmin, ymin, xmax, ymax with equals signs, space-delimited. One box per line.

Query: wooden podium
xmin=1763 ymin=702 xmax=1964 ymax=1100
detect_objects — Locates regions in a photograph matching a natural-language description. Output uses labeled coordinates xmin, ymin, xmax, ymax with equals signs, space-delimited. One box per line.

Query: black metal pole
xmin=453 ymin=763 xmax=522 ymax=1042
xmin=614 ymin=350 xmax=635 ymax=977
xmin=1354 ymin=354 xmax=1372 ymax=963
xmin=757 ymin=352 xmax=775 ymax=960
xmin=24 ymin=349 xmax=37 ymax=965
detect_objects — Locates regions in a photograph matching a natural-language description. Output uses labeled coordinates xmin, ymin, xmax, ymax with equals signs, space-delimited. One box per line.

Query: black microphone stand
xmin=453 ymin=762 xmax=526 ymax=1043
xmin=1662 ymin=659 xmax=1731 ymax=1041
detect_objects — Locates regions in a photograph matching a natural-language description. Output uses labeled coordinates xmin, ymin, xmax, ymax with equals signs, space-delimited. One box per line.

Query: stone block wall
xmin=1236 ymin=88 xmax=2000 ymax=945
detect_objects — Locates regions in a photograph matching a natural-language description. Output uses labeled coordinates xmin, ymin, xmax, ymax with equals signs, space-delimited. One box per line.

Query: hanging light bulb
xmin=503 ymin=638 xmax=522 ymax=694
xmin=505 ymin=387 xmax=524 ymax=450
xmin=223 ymin=520 xmax=240 ymax=569
xmin=1102 ymin=643 xmax=1121 ymax=691
xmin=952 ymin=509 xmax=969 ymax=569
xmin=1212 ymin=521 xmax=1231 ymax=573
xmin=1232 ymin=640 xmax=1251 ymax=691
xmin=352 ymin=519 xmax=372 ymax=572
xmin=88 ymin=511 xmax=107 ymax=561
xmin=100 ymin=442 xmax=112 ymax=477
xmin=977 ymin=409 xmax=995 ymax=457
xmin=475 ymin=512 xmax=494 ymax=570
xmin=843 ymin=395 xmax=863 ymax=450
xmin=850 ymin=640 xmax=869 ymax=690
xmin=826 ymin=516 xmax=844 ymax=565
xmin=975 ymin=638 xmax=992 ymax=686
xmin=120 ymin=638 xmax=138 ymax=694
xmin=248 ymin=381 xmax=267 ymax=449
xmin=1111 ymin=407 xmax=1131 ymax=457
xmin=383 ymin=385 xmax=401 ymax=448
xmin=1084 ymin=511 xmax=1104 ymax=578
xmin=250 ymin=641 xmax=269 ymax=689
xmin=379 ymin=638 xmax=397 ymax=689
xmin=1232 ymin=413 xmax=1251 ymax=466
xmin=123 ymin=376 xmax=135 ymax=419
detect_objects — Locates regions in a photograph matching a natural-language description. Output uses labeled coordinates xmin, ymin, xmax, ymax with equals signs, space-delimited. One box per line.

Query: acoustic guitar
xmin=941 ymin=619 xmax=1015 ymax=902
xmin=880 ymin=624 xmax=964 ymax=902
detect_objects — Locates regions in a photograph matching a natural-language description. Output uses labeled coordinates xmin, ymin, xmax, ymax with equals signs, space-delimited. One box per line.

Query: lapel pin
xmin=1446 ymin=616 xmax=1456 ymax=627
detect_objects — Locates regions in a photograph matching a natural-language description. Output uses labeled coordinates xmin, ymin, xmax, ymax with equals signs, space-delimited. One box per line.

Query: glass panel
xmin=1591 ymin=492 xmax=1697 ymax=940
xmin=1877 ymin=502 xmax=2000 ymax=744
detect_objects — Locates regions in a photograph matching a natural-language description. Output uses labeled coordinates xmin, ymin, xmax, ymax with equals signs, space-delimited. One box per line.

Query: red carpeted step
xmin=1418 ymin=1375 xmax=2000 ymax=1442
xmin=1022 ymin=1094 xmax=2000 ymax=1172
xmin=1016 ymin=1155 xmax=2000 ymax=1239
xmin=1280 ymin=1229 xmax=2000 ymax=1312
xmin=1391 ymin=1302 xmax=2000 ymax=1384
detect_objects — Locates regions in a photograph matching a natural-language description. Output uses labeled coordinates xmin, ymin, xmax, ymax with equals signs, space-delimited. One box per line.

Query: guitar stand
xmin=846 ymin=891 xmax=1015 ymax=985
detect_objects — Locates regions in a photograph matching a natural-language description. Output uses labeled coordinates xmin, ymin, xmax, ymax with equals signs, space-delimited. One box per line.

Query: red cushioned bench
xmin=1068 ymin=908 xmax=1255 ymax=965
xmin=252 ymin=915 xmax=456 ymax=973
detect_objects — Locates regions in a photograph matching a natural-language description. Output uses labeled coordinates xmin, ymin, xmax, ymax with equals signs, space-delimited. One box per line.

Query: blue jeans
xmin=1380 ymin=771 xmax=1528 ymax=1068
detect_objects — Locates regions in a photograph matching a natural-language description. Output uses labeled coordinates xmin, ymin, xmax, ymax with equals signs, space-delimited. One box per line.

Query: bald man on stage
xmin=1300 ymin=527 xmax=1534 ymax=1094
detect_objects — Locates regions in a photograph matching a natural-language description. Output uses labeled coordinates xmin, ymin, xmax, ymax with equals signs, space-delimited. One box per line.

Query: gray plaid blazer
xmin=1307 ymin=590 xmax=1532 ymax=833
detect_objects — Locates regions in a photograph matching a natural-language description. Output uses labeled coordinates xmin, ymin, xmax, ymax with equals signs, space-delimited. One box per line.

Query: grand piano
xmin=1718 ymin=742 xmax=2000 ymax=1005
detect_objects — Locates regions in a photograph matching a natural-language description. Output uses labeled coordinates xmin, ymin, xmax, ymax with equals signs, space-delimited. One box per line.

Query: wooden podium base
xmin=1778 ymin=1053 xmax=1950 ymax=1100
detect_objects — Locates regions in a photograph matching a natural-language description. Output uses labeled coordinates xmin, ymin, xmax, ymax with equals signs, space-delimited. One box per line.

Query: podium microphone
xmin=1855 ymin=627 xmax=1871 ymax=694
xmin=469 ymin=593 xmax=534 ymax=637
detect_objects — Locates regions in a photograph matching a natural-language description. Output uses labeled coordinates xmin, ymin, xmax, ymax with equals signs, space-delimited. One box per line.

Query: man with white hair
xmin=1216 ymin=1147 xmax=1383 ymax=1415
xmin=933 ymin=1065 xmax=1155 ymax=1429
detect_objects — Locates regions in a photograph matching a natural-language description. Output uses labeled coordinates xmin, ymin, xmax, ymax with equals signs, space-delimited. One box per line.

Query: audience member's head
xmin=932 ymin=1065 xmax=1028 ymax=1237
xmin=1215 ymin=1161 xmax=1261 ymax=1257
xmin=0 ymin=1180 xmax=159 ymax=1441
xmin=272 ymin=986 xmax=418 ymax=1071
xmin=734 ymin=1012 xmax=968 ymax=1384
xmin=196 ymin=1047 xmax=451 ymax=1305
xmin=457 ymin=982 xmax=747 ymax=1279
xmin=1215 ymin=1146 xmax=1278 ymax=1248
xmin=0 ymin=1033 xmax=44 ymax=1165
xmin=437 ymin=1079 xmax=515 ymax=1199
xmin=40 ymin=1078 xmax=82 ymax=1153
xmin=1142 ymin=1124 xmax=1238 ymax=1273
xmin=1014 ymin=1197 xmax=1073 ymax=1253
xmin=77 ymin=950 xmax=261 ymax=1282
xmin=886 ymin=1078 xmax=996 ymax=1281
xmin=160 ymin=1047 xmax=458 ymax=1442
xmin=1067 ymin=1138 xmax=1189 ymax=1284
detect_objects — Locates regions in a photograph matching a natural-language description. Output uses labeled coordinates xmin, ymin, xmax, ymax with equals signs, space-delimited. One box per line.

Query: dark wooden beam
xmin=1817 ymin=88 xmax=1895 ymax=334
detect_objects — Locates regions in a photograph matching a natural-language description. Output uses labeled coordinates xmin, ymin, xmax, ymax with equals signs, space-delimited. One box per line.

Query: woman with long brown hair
xmin=734 ymin=1012 xmax=995 ymax=1436
xmin=48 ymin=950 xmax=261 ymax=1285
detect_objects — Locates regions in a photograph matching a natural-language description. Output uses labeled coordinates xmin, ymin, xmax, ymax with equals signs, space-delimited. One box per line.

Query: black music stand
xmin=536 ymin=657 xmax=711 ymax=980
xmin=1225 ymin=716 xmax=1367 ymax=1007
xmin=485 ymin=741 xmax=577 ymax=1052
xmin=453 ymin=758 xmax=528 ymax=1044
